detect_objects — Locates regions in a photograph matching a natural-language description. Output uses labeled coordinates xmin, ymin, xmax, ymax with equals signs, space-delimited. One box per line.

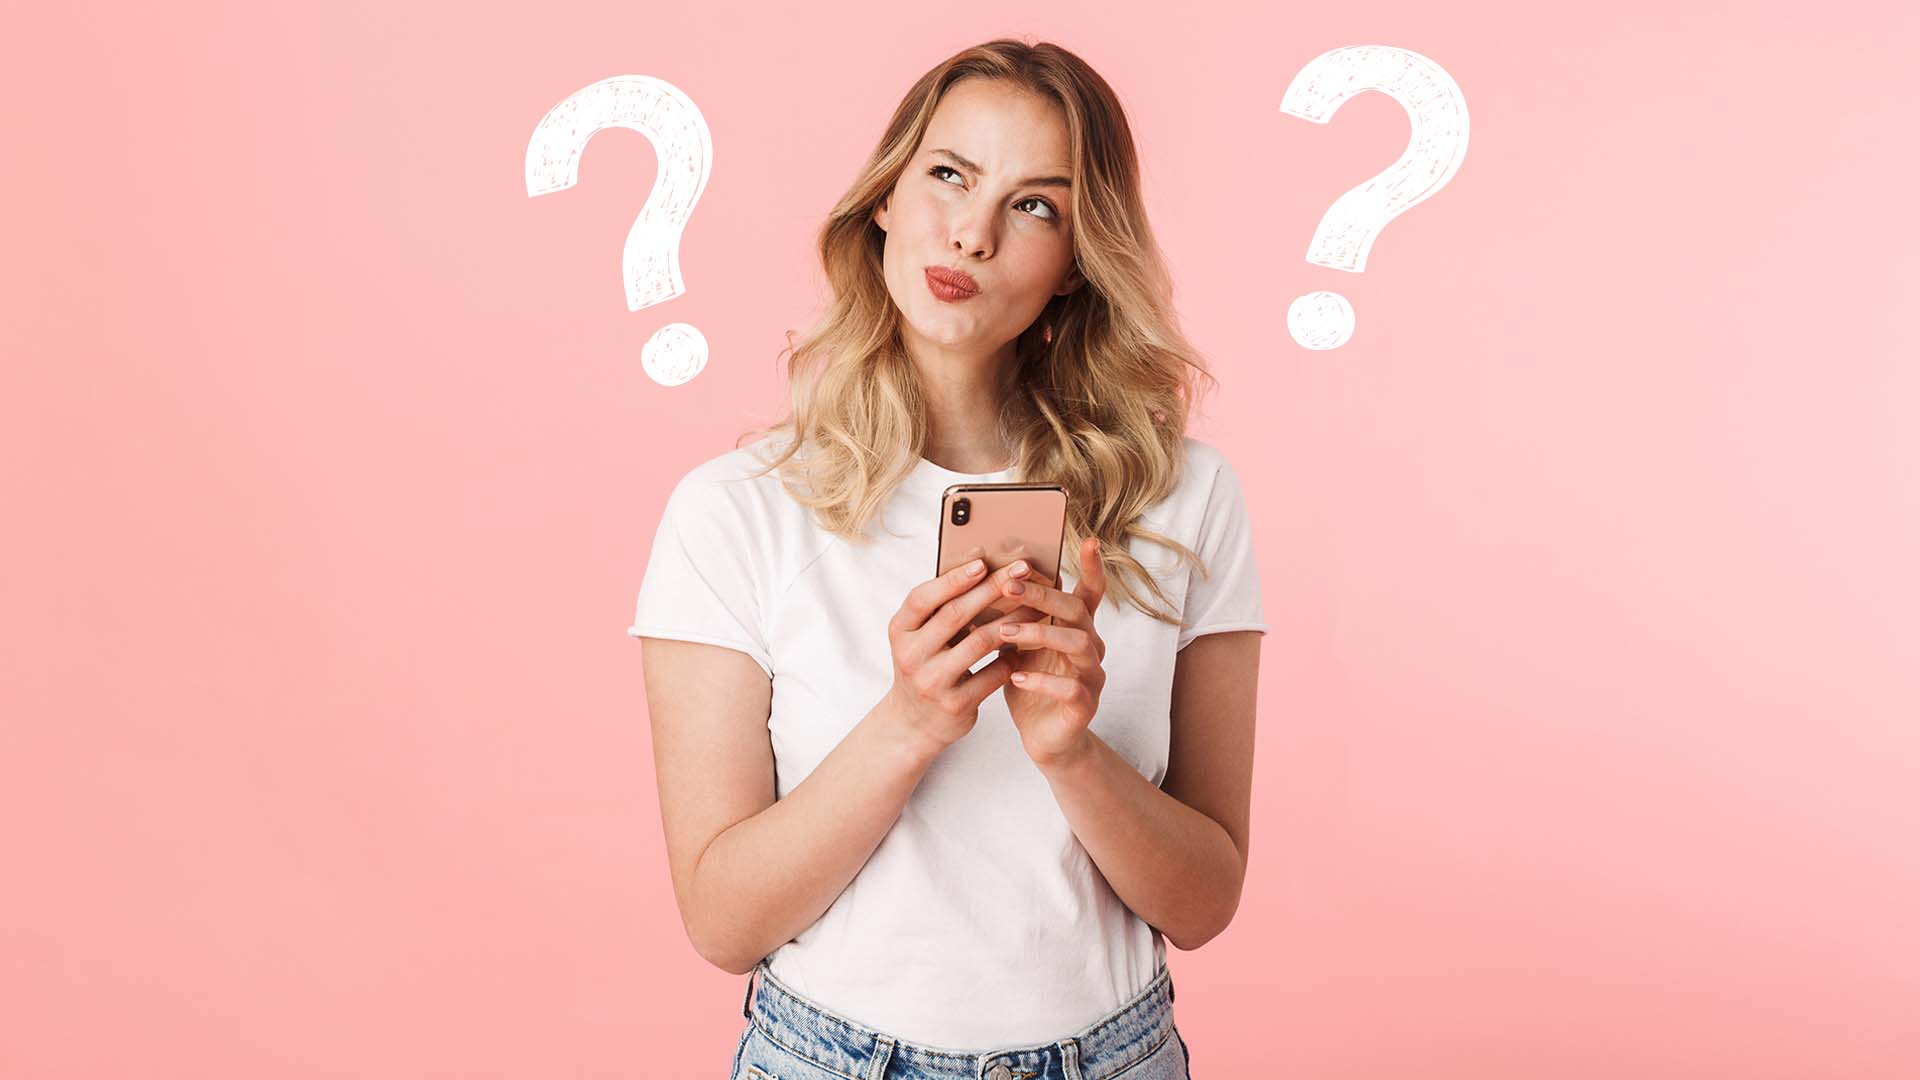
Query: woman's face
xmin=873 ymin=78 xmax=1083 ymax=360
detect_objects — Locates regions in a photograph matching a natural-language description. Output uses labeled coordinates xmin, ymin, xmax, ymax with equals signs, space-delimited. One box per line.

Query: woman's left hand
xmin=996 ymin=537 xmax=1109 ymax=770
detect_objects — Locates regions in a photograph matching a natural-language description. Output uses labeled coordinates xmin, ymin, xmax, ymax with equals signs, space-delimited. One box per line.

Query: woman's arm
xmin=642 ymin=637 xmax=943 ymax=975
xmin=1033 ymin=629 xmax=1261 ymax=951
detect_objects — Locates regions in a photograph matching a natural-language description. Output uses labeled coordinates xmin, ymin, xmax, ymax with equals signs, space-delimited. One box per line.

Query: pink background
xmin=6 ymin=0 xmax=1918 ymax=1076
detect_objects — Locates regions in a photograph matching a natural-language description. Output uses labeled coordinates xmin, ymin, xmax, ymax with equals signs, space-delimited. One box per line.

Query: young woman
xmin=630 ymin=37 xmax=1267 ymax=1080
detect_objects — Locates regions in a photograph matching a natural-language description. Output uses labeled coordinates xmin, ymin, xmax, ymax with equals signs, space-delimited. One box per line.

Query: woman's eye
xmin=1016 ymin=196 xmax=1059 ymax=221
xmin=927 ymin=165 xmax=1059 ymax=222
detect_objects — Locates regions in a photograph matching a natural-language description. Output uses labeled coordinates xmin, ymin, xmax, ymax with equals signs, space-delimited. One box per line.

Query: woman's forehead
xmin=923 ymin=95 xmax=1072 ymax=176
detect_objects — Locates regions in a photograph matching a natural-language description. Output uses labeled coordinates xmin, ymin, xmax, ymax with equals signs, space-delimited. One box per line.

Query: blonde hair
xmin=735 ymin=37 xmax=1220 ymax=625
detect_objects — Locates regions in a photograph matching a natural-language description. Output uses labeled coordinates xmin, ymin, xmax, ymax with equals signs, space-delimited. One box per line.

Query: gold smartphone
xmin=934 ymin=481 xmax=1068 ymax=652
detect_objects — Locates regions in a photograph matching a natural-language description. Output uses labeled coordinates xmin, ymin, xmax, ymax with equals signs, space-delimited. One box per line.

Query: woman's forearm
xmin=1035 ymin=731 xmax=1245 ymax=951
xmin=689 ymin=701 xmax=940 ymax=975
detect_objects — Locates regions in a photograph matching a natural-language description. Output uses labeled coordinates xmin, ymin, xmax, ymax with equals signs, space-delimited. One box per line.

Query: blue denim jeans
xmin=726 ymin=958 xmax=1192 ymax=1080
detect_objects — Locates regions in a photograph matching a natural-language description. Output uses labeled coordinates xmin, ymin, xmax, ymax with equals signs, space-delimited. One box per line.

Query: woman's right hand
xmin=882 ymin=557 xmax=1048 ymax=757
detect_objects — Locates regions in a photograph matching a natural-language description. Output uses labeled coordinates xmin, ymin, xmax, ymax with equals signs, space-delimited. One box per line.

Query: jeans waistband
xmin=739 ymin=958 xmax=1178 ymax=1080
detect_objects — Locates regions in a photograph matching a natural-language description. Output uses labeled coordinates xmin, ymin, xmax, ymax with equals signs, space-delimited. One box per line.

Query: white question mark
xmin=1281 ymin=46 xmax=1470 ymax=350
xmin=526 ymin=75 xmax=713 ymax=385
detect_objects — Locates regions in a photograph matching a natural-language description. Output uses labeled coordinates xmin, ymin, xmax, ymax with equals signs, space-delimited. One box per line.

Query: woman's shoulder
xmin=674 ymin=432 xmax=800 ymax=490
xmin=1167 ymin=435 xmax=1244 ymax=504
xmin=665 ymin=433 xmax=813 ymax=528
xmin=1177 ymin=434 xmax=1231 ymax=473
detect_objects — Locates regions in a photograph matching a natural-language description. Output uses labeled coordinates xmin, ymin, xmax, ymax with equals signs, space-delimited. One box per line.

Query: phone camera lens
xmin=951 ymin=497 xmax=970 ymax=526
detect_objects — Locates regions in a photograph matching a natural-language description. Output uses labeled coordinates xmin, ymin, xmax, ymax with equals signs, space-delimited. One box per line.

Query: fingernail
xmin=1011 ymin=560 xmax=1030 ymax=577
xmin=967 ymin=559 xmax=986 ymax=576
xmin=999 ymin=623 xmax=1019 ymax=636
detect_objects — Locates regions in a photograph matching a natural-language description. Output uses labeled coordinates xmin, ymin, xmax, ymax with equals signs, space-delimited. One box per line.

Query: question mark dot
xmin=1287 ymin=291 xmax=1355 ymax=350
xmin=642 ymin=322 xmax=710 ymax=386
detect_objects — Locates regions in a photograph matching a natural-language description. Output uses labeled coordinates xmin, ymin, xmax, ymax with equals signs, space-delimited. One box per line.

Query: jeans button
xmin=987 ymin=1066 xmax=1012 ymax=1080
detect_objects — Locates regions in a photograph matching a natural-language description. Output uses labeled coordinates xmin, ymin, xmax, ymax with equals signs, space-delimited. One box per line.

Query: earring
xmin=1042 ymin=322 xmax=1054 ymax=345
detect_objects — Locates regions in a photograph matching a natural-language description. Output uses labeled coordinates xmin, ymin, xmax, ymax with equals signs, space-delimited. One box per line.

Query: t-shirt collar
xmin=900 ymin=454 xmax=1018 ymax=499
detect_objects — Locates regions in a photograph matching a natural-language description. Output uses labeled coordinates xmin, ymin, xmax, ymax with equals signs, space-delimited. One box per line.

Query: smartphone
xmin=935 ymin=481 xmax=1068 ymax=652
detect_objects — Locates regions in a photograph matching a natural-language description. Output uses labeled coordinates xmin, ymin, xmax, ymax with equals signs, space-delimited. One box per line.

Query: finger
xmin=938 ymin=561 xmax=1044 ymax=638
xmin=899 ymin=558 xmax=1027 ymax=640
xmin=904 ymin=591 xmax=1002 ymax=671
xmin=1019 ymin=563 xmax=1057 ymax=589
xmin=944 ymin=603 xmax=1047 ymax=651
xmin=996 ymin=575 xmax=1088 ymax=628
xmin=954 ymin=648 xmax=1016 ymax=706
xmin=898 ymin=557 xmax=992 ymax=632
xmin=976 ymin=560 xmax=1054 ymax=618
xmin=931 ymin=610 xmax=1028 ymax=687
xmin=1079 ymin=537 xmax=1108 ymax=617
xmin=1008 ymin=668 xmax=1086 ymax=702
xmin=995 ymin=620 xmax=1102 ymax=671
xmin=941 ymin=558 xmax=1050 ymax=640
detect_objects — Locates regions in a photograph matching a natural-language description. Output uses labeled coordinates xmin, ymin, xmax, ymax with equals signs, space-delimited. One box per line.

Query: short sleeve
xmin=626 ymin=470 xmax=775 ymax=680
xmin=1177 ymin=456 xmax=1271 ymax=651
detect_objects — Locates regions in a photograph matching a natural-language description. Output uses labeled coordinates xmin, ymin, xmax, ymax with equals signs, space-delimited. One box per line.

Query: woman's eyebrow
xmin=930 ymin=147 xmax=1072 ymax=190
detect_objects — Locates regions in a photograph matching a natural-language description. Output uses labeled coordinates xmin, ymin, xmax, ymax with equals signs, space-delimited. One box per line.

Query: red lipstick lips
xmin=924 ymin=266 xmax=980 ymax=301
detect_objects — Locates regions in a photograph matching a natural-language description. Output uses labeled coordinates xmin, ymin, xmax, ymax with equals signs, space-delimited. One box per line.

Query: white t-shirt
xmin=627 ymin=433 xmax=1268 ymax=1049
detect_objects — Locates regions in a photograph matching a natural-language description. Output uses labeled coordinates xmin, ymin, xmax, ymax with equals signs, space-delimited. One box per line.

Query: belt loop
xmin=741 ymin=962 xmax=759 ymax=1020
xmin=865 ymin=1034 xmax=895 ymax=1080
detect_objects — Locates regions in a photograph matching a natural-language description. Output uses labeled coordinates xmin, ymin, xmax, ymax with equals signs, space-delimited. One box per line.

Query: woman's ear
xmin=1057 ymin=263 xmax=1084 ymax=295
xmin=873 ymin=196 xmax=890 ymax=233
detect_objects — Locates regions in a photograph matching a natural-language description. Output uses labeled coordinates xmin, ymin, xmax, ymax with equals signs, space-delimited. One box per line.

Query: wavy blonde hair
xmin=735 ymin=37 xmax=1221 ymax=625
